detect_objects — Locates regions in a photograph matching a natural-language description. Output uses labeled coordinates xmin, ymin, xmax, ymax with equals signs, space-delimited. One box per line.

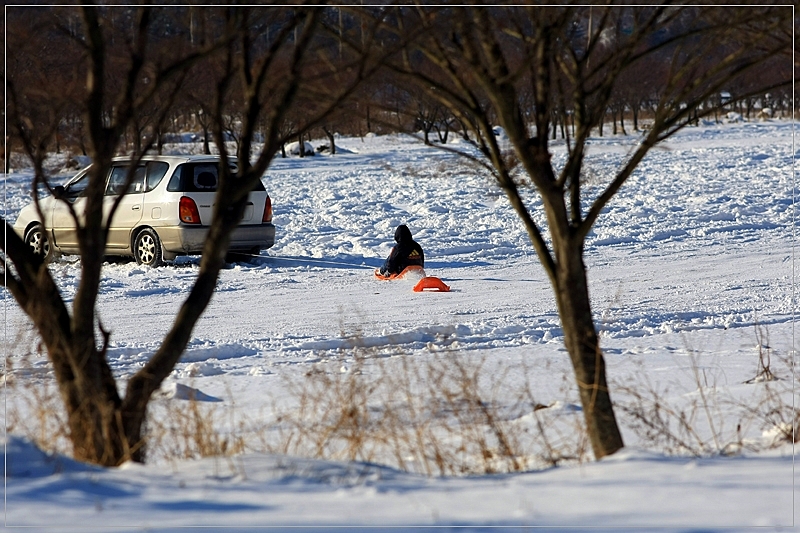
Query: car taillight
xmin=179 ymin=197 xmax=201 ymax=224
xmin=262 ymin=195 xmax=273 ymax=223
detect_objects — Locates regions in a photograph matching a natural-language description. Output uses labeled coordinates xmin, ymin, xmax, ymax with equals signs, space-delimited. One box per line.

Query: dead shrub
xmin=269 ymin=341 xmax=590 ymax=476
xmin=145 ymin=385 xmax=247 ymax=464
xmin=3 ymin=331 xmax=72 ymax=456
xmin=615 ymin=330 xmax=798 ymax=456
xmin=10 ymin=320 xmax=793 ymax=473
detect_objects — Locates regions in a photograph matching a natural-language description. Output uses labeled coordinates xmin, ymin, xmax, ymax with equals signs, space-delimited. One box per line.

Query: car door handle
xmin=132 ymin=205 xmax=141 ymax=211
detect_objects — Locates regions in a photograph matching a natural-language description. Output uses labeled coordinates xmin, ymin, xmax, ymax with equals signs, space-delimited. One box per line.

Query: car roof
xmin=66 ymin=154 xmax=237 ymax=182
xmin=111 ymin=154 xmax=237 ymax=164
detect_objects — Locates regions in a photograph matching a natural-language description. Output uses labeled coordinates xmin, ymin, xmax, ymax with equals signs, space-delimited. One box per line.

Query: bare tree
xmin=376 ymin=5 xmax=792 ymax=459
xmin=1 ymin=5 xmax=379 ymax=466
xmin=2 ymin=6 xmax=225 ymax=466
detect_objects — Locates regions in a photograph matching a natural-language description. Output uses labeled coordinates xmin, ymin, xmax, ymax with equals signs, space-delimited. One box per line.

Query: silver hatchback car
xmin=13 ymin=155 xmax=275 ymax=267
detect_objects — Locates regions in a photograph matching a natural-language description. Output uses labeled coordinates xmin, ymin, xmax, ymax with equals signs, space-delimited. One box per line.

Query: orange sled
xmin=374 ymin=265 xmax=426 ymax=280
xmin=375 ymin=266 xmax=450 ymax=292
xmin=413 ymin=276 xmax=450 ymax=292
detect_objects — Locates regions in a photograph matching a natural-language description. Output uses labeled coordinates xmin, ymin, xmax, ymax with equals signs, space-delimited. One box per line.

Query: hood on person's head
xmin=394 ymin=224 xmax=412 ymax=243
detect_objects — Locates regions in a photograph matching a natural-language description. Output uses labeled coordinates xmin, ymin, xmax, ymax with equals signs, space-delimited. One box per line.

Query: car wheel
xmin=24 ymin=224 xmax=51 ymax=259
xmin=134 ymin=228 xmax=163 ymax=267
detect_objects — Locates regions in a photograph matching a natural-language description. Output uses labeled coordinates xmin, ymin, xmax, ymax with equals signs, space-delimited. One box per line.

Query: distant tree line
xmin=3 ymin=5 xmax=795 ymax=162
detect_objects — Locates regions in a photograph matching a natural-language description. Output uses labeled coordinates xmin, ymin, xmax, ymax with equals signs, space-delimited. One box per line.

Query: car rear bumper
xmin=158 ymin=223 xmax=275 ymax=254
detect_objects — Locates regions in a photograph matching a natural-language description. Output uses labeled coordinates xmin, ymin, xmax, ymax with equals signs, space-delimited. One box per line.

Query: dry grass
xmin=614 ymin=329 xmax=798 ymax=456
xmin=268 ymin=342 xmax=590 ymax=476
xmin=2 ymin=330 xmax=249 ymax=465
xmin=3 ymin=330 xmax=72 ymax=456
xmin=145 ymin=389 xmax=247 ymax=464
xmin=4 ymin=324 xmax=796 ymax=474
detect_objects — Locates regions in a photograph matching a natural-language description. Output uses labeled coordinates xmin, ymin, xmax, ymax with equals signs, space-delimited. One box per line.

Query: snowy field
xmin=2 ymin=120 xmax=797 ymax=531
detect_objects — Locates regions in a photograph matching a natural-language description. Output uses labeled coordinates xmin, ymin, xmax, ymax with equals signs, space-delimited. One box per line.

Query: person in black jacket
xmin=379 ymin=224 xmax=424 ymax=276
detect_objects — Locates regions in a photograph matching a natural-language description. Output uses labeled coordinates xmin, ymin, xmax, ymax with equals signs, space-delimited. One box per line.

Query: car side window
xmin=106 ymin=165 xmax=146 ymax=196
xmin=145 ymin=162 xmax=170 ymax=192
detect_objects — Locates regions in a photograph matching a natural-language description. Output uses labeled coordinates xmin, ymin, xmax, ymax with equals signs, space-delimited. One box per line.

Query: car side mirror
xmin=52 ymin=185 xmax=65 ymax=199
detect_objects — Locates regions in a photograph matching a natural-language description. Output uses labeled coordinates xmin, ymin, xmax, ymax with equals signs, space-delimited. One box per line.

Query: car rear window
xmin=167 ymin=163 xmax=266 ymax=192
xmin=168 ymin=163 xmax=219 ymax=192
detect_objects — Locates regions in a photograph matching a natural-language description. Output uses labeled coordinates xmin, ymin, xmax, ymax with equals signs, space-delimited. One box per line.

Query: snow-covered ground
xmin=2 ymin=120 xmax=797 ymax=531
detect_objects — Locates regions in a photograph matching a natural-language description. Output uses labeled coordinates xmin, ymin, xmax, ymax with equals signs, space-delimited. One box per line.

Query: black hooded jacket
xmin=380 ymin=224 xmax=424 ymax=276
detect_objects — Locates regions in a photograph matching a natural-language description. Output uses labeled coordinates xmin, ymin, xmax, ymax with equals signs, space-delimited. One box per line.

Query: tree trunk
xmin=553 ymin=239 xmax=624 ymax=459
xmin=59 ymin=331 xmax=141 ymax=464
xmin=460 ymin=120 xmax=470 ymax=141
xmin=32 ymin=314 xmax=143 ymax=465
xmin=436 ymin=123 xmax=450 ymax=144
xmin=323 ymin=126 xmax=336 ymax=155
xmin=65 ymin=389 xmax=133 ymax=465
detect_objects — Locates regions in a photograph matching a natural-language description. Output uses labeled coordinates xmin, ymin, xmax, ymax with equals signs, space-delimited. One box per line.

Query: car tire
xmin=133 ymin=228 xmax=163 ymax=267
xmin=24 ymin=224 xmax=51 ymax=260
